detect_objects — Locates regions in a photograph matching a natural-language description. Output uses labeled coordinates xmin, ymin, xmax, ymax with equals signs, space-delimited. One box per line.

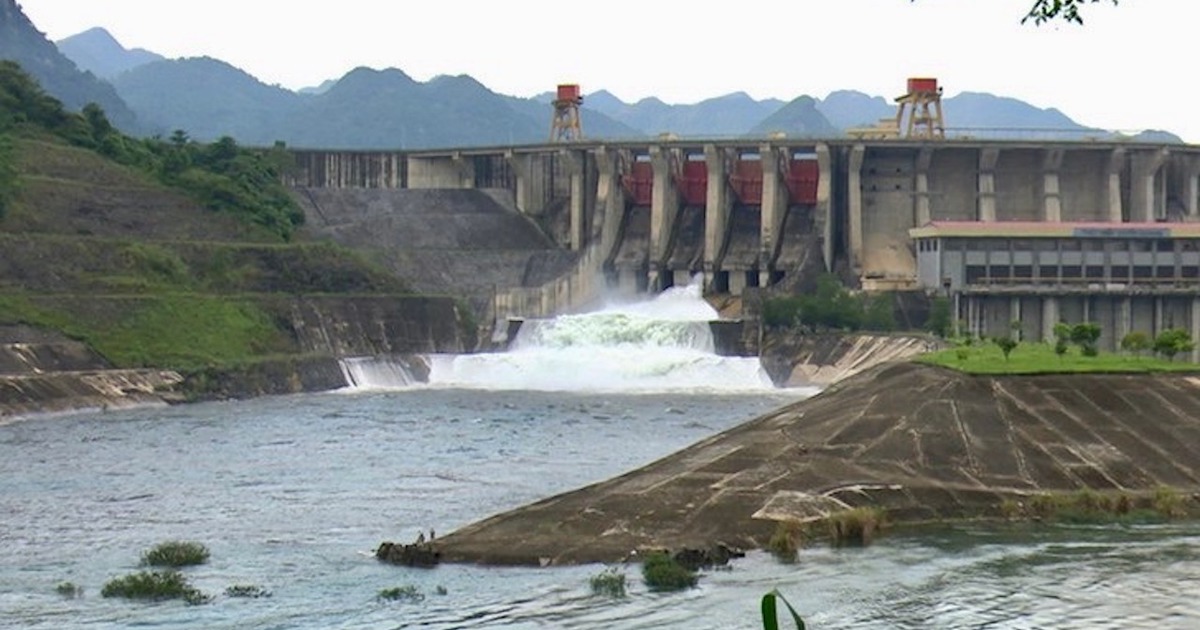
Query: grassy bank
xmin=917 ymin=342 xmax=1200 ymax=375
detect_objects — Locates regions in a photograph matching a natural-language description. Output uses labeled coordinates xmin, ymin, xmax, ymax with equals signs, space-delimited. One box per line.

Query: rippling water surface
xmin=3 ymin=389 xmax=1200 ymax=629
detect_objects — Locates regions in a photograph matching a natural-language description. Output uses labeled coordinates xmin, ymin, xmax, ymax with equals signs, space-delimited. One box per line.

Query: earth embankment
xmin=434 ymin=361 xmax=1200 ymax=565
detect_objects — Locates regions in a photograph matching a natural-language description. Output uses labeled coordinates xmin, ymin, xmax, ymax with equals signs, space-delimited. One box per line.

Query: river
xmin=2 ymin=284 xmax=1199 ymax=629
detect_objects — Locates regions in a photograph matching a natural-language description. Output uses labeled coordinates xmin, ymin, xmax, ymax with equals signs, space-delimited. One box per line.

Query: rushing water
xmin=3 ymin=284 xmax=1200 ymax=629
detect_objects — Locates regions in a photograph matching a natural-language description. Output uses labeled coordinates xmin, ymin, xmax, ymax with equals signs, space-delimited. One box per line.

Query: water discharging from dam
xmin=341 ymin=281 xmax=777 ymax=393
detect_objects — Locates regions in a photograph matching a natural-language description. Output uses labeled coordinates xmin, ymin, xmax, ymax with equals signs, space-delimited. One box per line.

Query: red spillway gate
xmin=677 ymin=159 xmax=708 ymax=206
xmin=622 ymin=160 xmax=654 ymax=206
xmin=786 ymin=157 xmax=819 ymax=205
xmin=729 ymin=159 xmax=763 ymax=205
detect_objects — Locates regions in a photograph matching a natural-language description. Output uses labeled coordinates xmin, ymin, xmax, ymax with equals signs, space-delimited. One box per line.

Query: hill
xmin=0 ymin=0 xmax=138 ymax=131
xmin=55 ymin=27 xmax=163 ymax=80
xmin=750 ymin=95 xmax=838 ymax=137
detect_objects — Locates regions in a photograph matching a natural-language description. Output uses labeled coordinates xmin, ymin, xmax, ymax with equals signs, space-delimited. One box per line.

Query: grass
xmin=100 ymin=570 xmax=209 ymax=604
xmin=767 ymin=521 xmax=804 ymax=562
xmin=641 ymin=552 xmax=698 ymax=592
xmin=140 ymin=541 xmax=210 ymax=568
xmin=825 ymin=507 xmax=887 ymax=546
xmin=917 ymin=341 xmax=1200 ymax=375
xmin=1002 ymin=487 xmax=1195 ymax=524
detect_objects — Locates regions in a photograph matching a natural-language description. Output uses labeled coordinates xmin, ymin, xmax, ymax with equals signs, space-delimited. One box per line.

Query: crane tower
xmin=550 ymin=84 xmax=584 ymax=142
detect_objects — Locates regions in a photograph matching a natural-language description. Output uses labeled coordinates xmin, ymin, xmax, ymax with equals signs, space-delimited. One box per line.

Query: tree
xmin=1022 ymin=0 xmax=1119 ymax=25
xmin=926 ymin=296 xmax=951 ymax=337
xmin=1153 ymin=328 xmax=1195 ymax=362
xmin=1053 ymin=322 xmax=1072 ymax=359
xmin=1069 ymin=322 xmax=1102 ymax=357
xmin=1120 ymin=331 xmax=1151 ymax=358
xmin=995 ymin=336 xmax=1018 ymax=361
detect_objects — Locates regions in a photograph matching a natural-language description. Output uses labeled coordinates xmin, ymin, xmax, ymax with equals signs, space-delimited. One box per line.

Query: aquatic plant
xmin=641 ymin=552 xmax=698 ymax=592
xmin=378 ymin=585 xmax=424 ymax=602
xmin=589 ymin=566 xmax=627 ymax=598
xmin=55 ymin=581 xmax=82 ymax=598
xmin=767 ymin=521 xmax=804 ymax=562
xmin=141 ymin=540 xmax=210 ymax=568
xmin=825 ymin=507 xmax=887 ymax=546
xmin=224 ymin=584 xmax=272 ymax=598
xmin=101 ymin=570 xmax=209 ymax=604
xmin=1153 ymin=486 xmax=1186 ymax=518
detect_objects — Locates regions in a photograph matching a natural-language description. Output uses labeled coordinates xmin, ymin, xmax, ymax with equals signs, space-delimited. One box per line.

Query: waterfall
xmin=425 ymin=280 xmax=775 ymax=393
xmin=338 ymin=356 xmax=420 ymax=390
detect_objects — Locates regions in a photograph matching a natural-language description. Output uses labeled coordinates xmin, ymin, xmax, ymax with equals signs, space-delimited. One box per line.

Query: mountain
xmin=816 ymin=90 xmax=894 ymax=130
xmin=585 ymin=90 xmax=786 ymax=136
xmin=0 ymin=0 xmax=137 ymax=130
xmin=56 ymin=27 xmax=163 ymax=80
xmin=750 ymin=95 xmax=838 ymax=137
xmin=940 ymin=92 xmax=1096 ymax=139
xmin=112 ymin=56 xmax=302 ymax=142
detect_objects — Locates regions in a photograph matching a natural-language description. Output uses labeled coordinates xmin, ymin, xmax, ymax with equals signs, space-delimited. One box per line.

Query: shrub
xmin=141 ymin=541 xmax=210 ymax=567
xmin=378 ymin=585 xmax=424 ymax=602
xmin=589 ymin=566 xmax=627 ymax=598
xmin=55 ymin=581 xmax=82 ymax=598
xmin=641 ymin=552 xmax=698 ymax=592
xmin=101 ymin=570 xmax=208 ymax=604
xmin=1153 ymin=486 xmax=1186 ymax=518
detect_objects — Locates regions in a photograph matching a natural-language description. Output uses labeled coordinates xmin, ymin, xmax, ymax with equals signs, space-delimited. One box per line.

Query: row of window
xmin=965 ymin=264 xmax=1200 ymax=284
xmin=916 ymin=238 xmax=1199 ymax=253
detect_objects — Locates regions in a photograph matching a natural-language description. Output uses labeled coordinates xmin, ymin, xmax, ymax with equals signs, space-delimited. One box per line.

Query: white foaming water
xmin=339 ymin=356 xmax=417 ymax=390
xmin=426 ymin=281 xmax=777 ymax=393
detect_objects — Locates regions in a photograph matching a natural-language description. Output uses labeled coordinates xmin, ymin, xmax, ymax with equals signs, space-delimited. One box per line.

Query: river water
xmin=3 ymin=284 xmax=1200 ymax=629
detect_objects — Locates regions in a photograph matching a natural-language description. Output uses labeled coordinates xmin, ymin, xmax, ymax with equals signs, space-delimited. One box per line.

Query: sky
xmin=16 ymin=0 xmax=1200 ymax=142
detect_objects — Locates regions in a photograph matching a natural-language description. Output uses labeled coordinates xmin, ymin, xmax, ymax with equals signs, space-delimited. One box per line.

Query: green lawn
xmin=917 ymin=341 xmax=1200 ymax=375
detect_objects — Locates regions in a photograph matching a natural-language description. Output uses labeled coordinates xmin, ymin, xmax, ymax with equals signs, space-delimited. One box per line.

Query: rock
xmin=375 ymin=541 xmax=441 ymax=568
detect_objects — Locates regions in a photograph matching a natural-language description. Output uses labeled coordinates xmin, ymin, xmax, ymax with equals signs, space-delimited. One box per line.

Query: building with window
xmin=911 ymin=221 xmax=1200 ymax=355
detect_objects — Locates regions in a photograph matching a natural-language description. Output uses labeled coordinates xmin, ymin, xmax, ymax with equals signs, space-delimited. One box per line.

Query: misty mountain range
xmin=1 ymin=1 xmax=1183 ymax=149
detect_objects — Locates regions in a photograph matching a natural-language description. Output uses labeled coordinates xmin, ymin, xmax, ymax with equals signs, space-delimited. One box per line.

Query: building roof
xmin=909 ymin=221 xmax=1200 ymax=239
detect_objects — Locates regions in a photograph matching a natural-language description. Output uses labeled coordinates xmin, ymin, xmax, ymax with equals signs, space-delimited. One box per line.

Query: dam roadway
xmin=429 ymin=362 xmax=1200 ymax=566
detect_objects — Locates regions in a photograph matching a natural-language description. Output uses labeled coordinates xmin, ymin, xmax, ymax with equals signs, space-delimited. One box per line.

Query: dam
xmin=284 ymin=136 xmax=1200 ymax=354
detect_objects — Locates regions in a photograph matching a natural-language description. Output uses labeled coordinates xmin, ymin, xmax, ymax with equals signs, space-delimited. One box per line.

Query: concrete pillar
xmin=759 ymin=143 xmax=786 ymax=286
xmin=505 ymin=150 xmax=539 ymax=215
xmin=649 ymin=146 xmax=680 ymax=290
xmin=558 ymin=149 xmax=587 ymax=251
xmin=1117 ymin=296 xmax=1132 ymax=344
xmin=1155 ymin=296 xmax=1165 ymax=336
xmin=594 ymin=147 xmax=626 ymax=263
xmin=1186 ymin=156 xmax=1200 ymax=220
xmin=915 ymin=147 xmax=934 ymax=226
xmin=848 ymin=144 xmax=865 ymax=277
xmin=1042 ymin=149 xmax=1064 ymax=222
xmin=1192 ymin=297 xmax=1200 ymax=362
xmin=1042 ymin=296 xmax=1060 ymax=343
xmin=450 ymin=152 xmax=475 ymax=188
xmin=1131 ymin=148 xmax=1169 ymax=223
xmin=1106 ymin=148 xmax=1126 ymax=222
xmin=816 ymin=143 xmax=834 ymax=273
xmin=977 ymin=148 xmax=999 ymax=222
xmin=704 ymin=144 xmax=733 ymax=279
xmin=1010 ymin=297 xmax=1022 ymax=338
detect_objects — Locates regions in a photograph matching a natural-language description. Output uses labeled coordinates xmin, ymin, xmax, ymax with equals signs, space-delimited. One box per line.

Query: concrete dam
xmin=285 ymin=138 xmax=1200 ymax=353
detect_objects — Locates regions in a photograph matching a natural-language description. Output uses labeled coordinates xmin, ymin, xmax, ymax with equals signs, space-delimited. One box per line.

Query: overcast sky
xmin=17 ymin=0 xmax=1199 ymax=142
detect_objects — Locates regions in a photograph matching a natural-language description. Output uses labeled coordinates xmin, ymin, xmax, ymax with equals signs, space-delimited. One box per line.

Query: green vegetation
xmin=140 ymin=541 xmax=210 ymax=568
xmin=1120 ymin=331 xmax=1151 ymax=357
xmin=825 ymin=507 xmax=887 ymax=546
xmin=926 ymin=296 xmax=952 ymax=337
xmin=224 ymin=584 xmax=272 ymax=598
xmin=0 ymin=132 xmax=17 ymax=220
xmin=0 ymin=61 xmax=303 ymax=240
xmin=762 ymin=274 xmax=895 ymax=332
xmin=919 ymin=340 xmax=1200 ymax=375
xmin=641 ymin=552 xmax=698 ymax=592
xmin=1154 ymin=328 xmax=1196 ymax=361
xmin=761 ymin=589 xmax=807 ymax=630
xmin=767 ymin=521 xmax=804 ymax=562
xmin=378 ymin=585 xmax=425 ymax=602
xmin=1004 ymin=487 xmax=1193 ymax=523
xmin=589 ymin=566 xmax=628 ymax=598
xmin=101 ymin=570 xmax=210 ymax=604
xmin=55 ymin=581 xmax=83 ymax=598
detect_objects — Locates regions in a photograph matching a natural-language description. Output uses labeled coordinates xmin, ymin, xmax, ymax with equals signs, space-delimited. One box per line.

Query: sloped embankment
xmin=435 ymin=361 xmax=1200 ymax=565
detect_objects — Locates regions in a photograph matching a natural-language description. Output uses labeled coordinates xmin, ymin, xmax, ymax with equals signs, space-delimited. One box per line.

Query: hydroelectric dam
xmin=285 ymin=136 xmax=1200 ymax=354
